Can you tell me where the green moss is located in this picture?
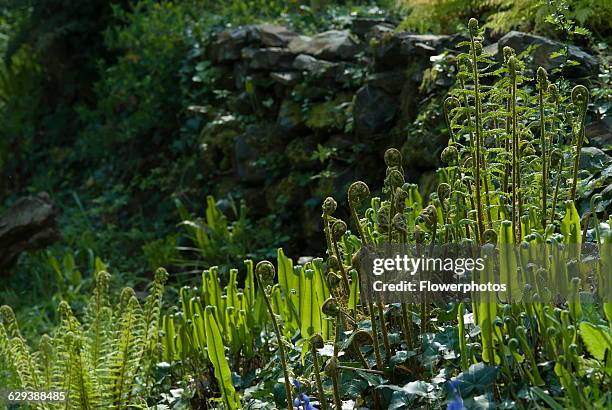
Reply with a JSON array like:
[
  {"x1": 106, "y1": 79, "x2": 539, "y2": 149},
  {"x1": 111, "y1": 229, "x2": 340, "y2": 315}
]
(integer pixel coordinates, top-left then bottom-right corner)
[{"x1": 305, "y1": 93, "x2": 353, "y2": 130}]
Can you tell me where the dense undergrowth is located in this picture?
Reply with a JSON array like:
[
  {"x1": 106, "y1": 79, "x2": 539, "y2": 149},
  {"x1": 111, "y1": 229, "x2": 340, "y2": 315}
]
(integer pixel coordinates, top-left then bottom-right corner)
[
  {"x1": 1, "y1": 0, "x2": 611, "y2": 408},
  {"x1": 1, "y1": 11, "x2": 611, "y2": 408}
]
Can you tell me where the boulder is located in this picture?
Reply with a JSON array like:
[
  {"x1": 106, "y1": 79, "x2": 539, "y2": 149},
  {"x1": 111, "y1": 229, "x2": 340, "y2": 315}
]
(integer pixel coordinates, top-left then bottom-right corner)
[
  {"x1": 211, "y1": 25, "x2": 259, "y2": 62},
  {"x1": 365, "y1": 24, "x2": 395, "y2": 44},
  {"x1": 585, "y1": 117, "x2": 612, "y2": 151},
  {"x1": 249, "y1": 47, "x2": 295, "y2": 70},
  {"x1": 483, "y1": 42, "x2": 499, "y2": 60},
  {"x1": 255, "y1": 24, "x2": 299, "y2": 47},
  {"x1": 579, "y1": 146, "x2": 611, "y2": 174},
  {"x1": 240, "y1": 47, "x2": 258, "y2": 60},
  {"x1": 270, "y1": 71, "x2": 302, "y2": 86},
  {"x1": 373, "y1": 32, "x2": 452, "y2": 68},
  {"x1": 293, "y1": 54, "x2": 339, "y2": 74},
  {"x1": 293, "y1": 82, "x2": 328, "y2": 101},
  {"x1": 284, "y1": 137, "x2": 318, "y2": 169},
  {"x1": 233, "y1": 126, "x2": 270, "y2": 184},
  {"x1": 277, "y1": 99, "x2": 305, "y2": 134},
  {"x1": 227, "y1": 91, "x2": 254, "y2": 115},
  {"x1": 353, "y1": 85, "x2": 398, "y2": 137},
  {"x1": 265, "y1": 172, "x2": 308, "y2": 210},
  {"x1": 0, "y1": 193, "x2": 60, "y2": 274},
  {"x1": 212, "y1": 24, "x2": 298, "y2": 62},
  {"x1": 305, "y1": 93, "x2": 353, "y2": 131},
  {"x1": 288, "y1": 30, "x2": 361, "y2": 60},
  {"x1": 497, "y1": 31, "x2": 598, "y2": 77},
  {"x1": 367, "y1": 70, "x2": 406, "y2": 95},
  {"x1": 351, "y1": 18, "x2": 395, "y2": 38}
]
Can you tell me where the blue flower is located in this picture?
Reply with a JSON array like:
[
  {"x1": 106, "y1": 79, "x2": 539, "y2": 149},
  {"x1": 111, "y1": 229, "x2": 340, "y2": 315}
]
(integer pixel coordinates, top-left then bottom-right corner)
[
  {"x1": 448, "y1": 380, "x2": 460, "y2": 393},
  {"x1": 292, "y1": 379, "x2": 315, "y2": 410},
  {"x1": 294, "y1": 392, "x2": 315, "y2": 410},
  {"x1": 447, "y1": 380, "x2": 465, "y2": 410},
  {"x1": 447, "y1": 395, "x2": 465, "y2": 410}
]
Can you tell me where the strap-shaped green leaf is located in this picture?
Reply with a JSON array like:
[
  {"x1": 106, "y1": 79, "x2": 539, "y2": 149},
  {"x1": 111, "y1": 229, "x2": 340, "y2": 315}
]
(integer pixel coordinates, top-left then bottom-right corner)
[
  {"x1": 299, "y1": 268, "x2": 322, "y2": 339},
  {"x1": 205, "y1": 306, "x2": 240, "y2": 409}
]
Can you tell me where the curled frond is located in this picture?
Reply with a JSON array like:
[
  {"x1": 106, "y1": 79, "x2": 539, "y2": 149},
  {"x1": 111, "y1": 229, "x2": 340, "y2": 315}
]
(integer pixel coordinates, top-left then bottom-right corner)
[
  {"x1": 348, "y1": 181, "x2": 370, "y2": 206},
  {"x1": 385, "y1": 169, "x2": 404, "y2": 188},
  {"x1": 322, "y1": 197, "x2": 337, "y2": 216},
  {"x1": 384, "y1": 148, "x2": 402, "y2": 168},
  {"x1": 310, "y1": 333, "x2": 324, "y2": 349},
  {"x1": 536, "y1": 67, "x2": 548, "y2": 90},
  {"x1": 321, "y1": 297, "x2": 340, "y2": 317},
  {"x1": 502, "y1": 46, "x2": 515, "y2": 63},
  {"x1": 571, "y1": 85, "x2": 589, "y2": 110},
  {"x1": 331, "y1": 220, "x2": 347, "y2": 241},
  {"x1": 255, "y1": 261, "x2": 276, "y2": 284},
  {"x1": 441, "y1": 146, "x2": 459, "y2": 164},
  {"x1": 437, "y1": 183, "x2": 451, "y2": 201},
  {"x1": 468, "y1": 18, "x2": 479, "y2": 36},
  {"x1": 419, "y1": 204, "x2": 438, "y2": 229}
]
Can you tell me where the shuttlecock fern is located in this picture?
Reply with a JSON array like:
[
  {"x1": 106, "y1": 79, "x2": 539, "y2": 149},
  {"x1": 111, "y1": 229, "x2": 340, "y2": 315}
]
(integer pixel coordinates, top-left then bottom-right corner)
[
  {"x1": 0, "y1": 268, "x2": 168, "y2": 410},
  {"x1": 102, "y1": 295, "x2": 145, "y2": 409}
]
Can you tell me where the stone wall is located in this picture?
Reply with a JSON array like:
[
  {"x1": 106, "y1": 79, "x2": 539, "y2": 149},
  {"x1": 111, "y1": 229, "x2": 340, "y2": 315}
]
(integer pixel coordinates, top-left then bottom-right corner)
[{"x1": 196, "y1": 19, "x2": 604, "y2": 253}]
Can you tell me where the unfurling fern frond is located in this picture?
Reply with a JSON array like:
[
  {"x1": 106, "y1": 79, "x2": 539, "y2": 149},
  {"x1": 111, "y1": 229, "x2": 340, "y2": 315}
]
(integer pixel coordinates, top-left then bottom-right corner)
[
  {"x1": 9, "y1": 337, "x2": 43, "y2": 394},
  {"x1": 85, "y1": 271, "x2": 112, "y2": 366},
  {"x1": 63, "y1": 332, "x2": 100, "y2": 410},
  {"x1": 144, "y1": 268, "x2": 169, "y2": 349},
  {"x1": 36, "y1": 334, "x2": 55, "y2": 390},
  {"x1": 102, "y1": 296, "x2": 145, "y2": 410},
  {"x1": 1, "y1": 272, "x2": 165, "y2": 410},
  {"x1": 1, "y1": 305, "x2": 23, "y2": 340},
  {"x1": 141, "y1": 268, "x2": 169, "y2": 387}
]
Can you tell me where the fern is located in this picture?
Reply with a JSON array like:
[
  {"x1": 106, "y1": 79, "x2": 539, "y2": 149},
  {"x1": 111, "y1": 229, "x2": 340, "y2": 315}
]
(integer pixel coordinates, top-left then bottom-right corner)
[
  {"x1": 103, "y1": 296, "x2": 145, "y2": 409},
  {"x1": 84, "y1": 271, "x2": 112, "y2": 366},
  {"x1": 0, "y1": 270, "x2": 167, "y2": 410}
]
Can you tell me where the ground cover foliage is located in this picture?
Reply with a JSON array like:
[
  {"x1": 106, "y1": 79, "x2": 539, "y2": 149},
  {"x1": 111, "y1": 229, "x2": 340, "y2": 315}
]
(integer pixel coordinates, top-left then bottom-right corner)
[{"x1": 0, "y1": 1, "x2": 611, "y2": 409}]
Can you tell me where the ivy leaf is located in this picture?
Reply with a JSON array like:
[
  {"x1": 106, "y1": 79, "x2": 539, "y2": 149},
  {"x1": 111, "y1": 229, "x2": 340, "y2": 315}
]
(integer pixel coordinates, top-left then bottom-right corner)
[
  {"x1": 454, "y1": 363, "x2": 498, "y2": 396},
  {"x1": 375, "y1": 385, "x2": 409, "y2": 409},
  {"x1": 463, "y1": 393, "x2": 495, "y2": 409},
  {"x1": 356, "y1": 369, "x2": 386, "y2": 386},
  {"x1": 340, "y1": 372, "x2": 369, "y2": 397},
  {"x1": 390, "y1": 350, "x2": 417, "y2": 366},
  {"x1": 402, "y1": 380, "x2": 436, "y2": 399}
]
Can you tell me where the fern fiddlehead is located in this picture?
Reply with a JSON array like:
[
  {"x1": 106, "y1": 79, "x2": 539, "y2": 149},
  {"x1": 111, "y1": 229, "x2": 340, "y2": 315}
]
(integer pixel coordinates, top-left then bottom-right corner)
[
  {"x1": 537, "y1": 67, "x2": 550, "y2": 229},
  {"x1": 570, "y1": 85, "x2": 589, "y2": 201},
  {"x1": 467, "y1": 18, "x2": 488, "y2": 239},
  {"x1": 255, "y1": 261, "x2": 293, "y2": 408},
  {"x1": 348, "y1": 182, "x2": 383, "y2": 369},
  {"x1": 507, "y1": 55, "x2": 522, "y2": 242}
]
